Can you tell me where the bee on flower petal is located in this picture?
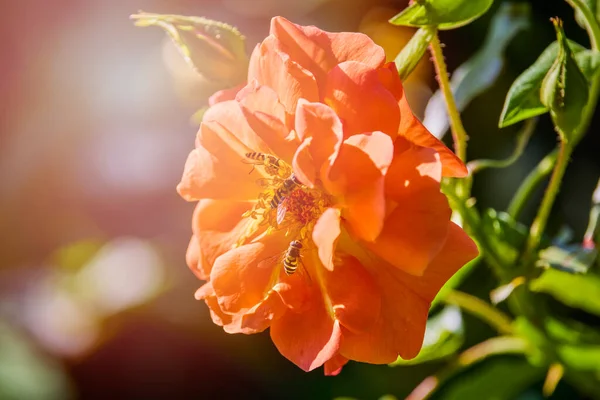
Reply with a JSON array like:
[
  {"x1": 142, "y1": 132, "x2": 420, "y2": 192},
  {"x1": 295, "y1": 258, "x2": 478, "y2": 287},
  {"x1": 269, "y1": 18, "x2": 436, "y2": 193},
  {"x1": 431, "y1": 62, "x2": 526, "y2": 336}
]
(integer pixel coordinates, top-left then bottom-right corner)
[
  {"x1": 283, "y1": 240, "x2": 303, "y2": 275},
  {"x1": 243, "y1": 152, "x2": 289, "y2": 177},
  {"x1": 260, "y1": 240, "x2": 311, "y2": 283}
]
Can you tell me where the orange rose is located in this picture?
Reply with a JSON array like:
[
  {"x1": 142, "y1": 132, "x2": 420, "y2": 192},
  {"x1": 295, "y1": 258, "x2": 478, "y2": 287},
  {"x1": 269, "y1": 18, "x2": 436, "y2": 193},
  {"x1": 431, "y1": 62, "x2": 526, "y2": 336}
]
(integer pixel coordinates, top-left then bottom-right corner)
[{"x1": 178, "y1": 16, "x2": 478, "y2": 375}]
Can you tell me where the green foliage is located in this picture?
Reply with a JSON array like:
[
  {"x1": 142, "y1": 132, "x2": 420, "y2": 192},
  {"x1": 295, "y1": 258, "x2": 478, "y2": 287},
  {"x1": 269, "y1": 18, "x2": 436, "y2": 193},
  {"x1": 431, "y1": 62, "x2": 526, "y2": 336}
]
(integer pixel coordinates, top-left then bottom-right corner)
[
  {"x1": 389, "y1": 0, "x2": 494, "y2": 30},
  {"x1": 481, "y1": 209, "x2": 527, "y2": 268},
  {"x1": 395, "y1": 26, "x2": 436, "y2": 81},
  {"x1": 499, "y1": 39, "x2": 600, "y2": 128},
  {"x1": 530, "y1": 268, "x2": 600, "y2": 316},
  {"x1": 540, "y1": 19, "x2": 590, "y2": 141},
  {"x1": 432, "y1": 358, "x2": 542, "y2": 400},
  {"x1": 424, "y1": 3, "x2": 530, "y2": 137},
  {"x1": 390, "y1": 306, "x2": 464, "y2": 366},
  {"x1": 515, "y1": 316, "x2": 600, "y2": 377},
  {"x1": 557, "y1": 345, "x2": 600, "y2": 373},
  {"x1": 574, "y1": 0, "x2": 600, "y2": 31}
]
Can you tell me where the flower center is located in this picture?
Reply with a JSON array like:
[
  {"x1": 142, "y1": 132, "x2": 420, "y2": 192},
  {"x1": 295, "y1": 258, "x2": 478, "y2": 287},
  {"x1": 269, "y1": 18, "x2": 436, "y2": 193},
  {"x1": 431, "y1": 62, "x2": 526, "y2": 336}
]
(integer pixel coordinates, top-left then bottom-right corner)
[{"x1": 239, "y1": 153, "x2": 331, "y2": 244}]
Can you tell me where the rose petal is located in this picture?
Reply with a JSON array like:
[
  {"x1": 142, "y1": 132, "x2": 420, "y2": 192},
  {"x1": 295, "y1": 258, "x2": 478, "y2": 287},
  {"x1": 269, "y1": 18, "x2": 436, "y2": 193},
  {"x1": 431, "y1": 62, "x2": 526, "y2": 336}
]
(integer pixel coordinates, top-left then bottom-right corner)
[
  {"x1": 241, "y1": 290, "x2": 287, "y2": 332},
  {"x1": 197, "y1": 282, "x2": 265, "y2": 334},
  {"x1": 208, "y1": 84, "x2": 244, "y2": 106},
  {"x1": 365, "y1": 145, "x2": 451, "y2": 276},
  {"x1": 202, "y1": 100, "x2": 271, "y2": 155},
  {"x1": 385, "y1": 144, "x2": 442, "y2": 201},
  {"x1": 377, "y1": 62, "x2": 405, "y2": 100},
  {"x1": 397, "y1": 90, "x2": 467, "y2": 178},
  {"x1": 186, "y1": 235, "x2": 207, "y2": 280},
  {"x1": 177, "y1": 123, "x2": 260, "y2": 201},
  {"x1": 192, "y1": 200, "x2": 259, "y2": 278},
  {"x1": 270, "y1": 296, "x2": 342, "y2": 371},
  {"x1": 341, "y1": 223, "x2": 478, "y2": 363},
  {"x1": 248, "y1": 37, "x2": 319, "y2": 114},
  {"x1": 325, "y1": 132, "x2": 394, "y2": 241},
  {"x1": 312, "y1": 207, "x2": 342, "y2": 271},
  {"x1": 270, "y1": 16, "x2": 385, "y2": 89},
  {"x1": 236, "y1": 81, "x2": 298, "y2": 162},
  {"x1": 367, "y1": 201, "x2": 451, "y2": 276},
  {"x1": 292, "y1": 100, "x2": 343, "y2": 186},
  {"x1": 324, "y1": 61, "x2": 399, "y2": 139},
  {"x1": 324, "y1": 353, "x2": 348, "y2": 376},
  {"x1": 210, "y1": 231, "x2": 289, "y2": 314},
  {"x1": 323, "y1": 255, "x2": 381, "y2": 333},
  {"x1": 291, "y1": 138, "x2": 317, "y2": 187},
  {"x1": 339, "y1": 273, "x2": 430, "y2": 362},
  {"x1": 400, "y1": 222, "x2": 479, "y2": 301}
]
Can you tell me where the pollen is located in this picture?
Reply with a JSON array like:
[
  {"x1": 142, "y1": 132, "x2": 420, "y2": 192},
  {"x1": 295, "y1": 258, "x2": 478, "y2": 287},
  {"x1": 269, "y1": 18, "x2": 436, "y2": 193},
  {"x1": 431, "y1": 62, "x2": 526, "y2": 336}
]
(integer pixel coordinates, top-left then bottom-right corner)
[{"x1": 285, "y1": 189, "x2": 320, "y2": 225}]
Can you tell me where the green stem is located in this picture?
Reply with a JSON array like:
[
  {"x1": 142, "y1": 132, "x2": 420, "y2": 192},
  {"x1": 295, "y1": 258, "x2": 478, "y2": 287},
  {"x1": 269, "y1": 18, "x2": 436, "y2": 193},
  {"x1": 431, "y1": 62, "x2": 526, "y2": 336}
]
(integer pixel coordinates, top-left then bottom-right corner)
[
  {"x1": 429, "y1": 32, "x2": 468, "y2": 163},
  {"x1": 566, "y1": 0, "x2": 600, "y2": 50},
  {"x1": 406, "y1": 337, "x2": 532, "y2": 400},
  {"x1": 396, "y1": 26, "x2": 436, "y2": 81},
  {"x1": 468, "y1": 118, "x2": 537, "y2": 174},
  {"x1": 522, "y1": 142, "x2": 573, "y2": 264},
  {"x1": 444, "y1": 290, "x2": 514, "y2": 335},
  {"x1": 507, "y1": 150, "x2": 559, "y2": 220}
]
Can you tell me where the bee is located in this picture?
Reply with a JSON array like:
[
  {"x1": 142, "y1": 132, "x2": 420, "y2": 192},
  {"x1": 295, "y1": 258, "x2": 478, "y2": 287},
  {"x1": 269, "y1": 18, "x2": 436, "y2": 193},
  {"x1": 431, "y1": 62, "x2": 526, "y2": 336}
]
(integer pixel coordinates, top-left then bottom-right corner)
[
  {"x1": 270, "y1": 174, "x2": 302, "y2": 225},
  {"x1": 258, "y1": 240, "x2": 311, "y2": 283},
  {"x1": 243, "y1": 152, "x2": 287, "y2": 177},
  {"x1": 270, "y1": 174, "x2": 301, "y2": 209},
  {"x1": 283, "y1": 240, "x2": 303, "y2": 275}
]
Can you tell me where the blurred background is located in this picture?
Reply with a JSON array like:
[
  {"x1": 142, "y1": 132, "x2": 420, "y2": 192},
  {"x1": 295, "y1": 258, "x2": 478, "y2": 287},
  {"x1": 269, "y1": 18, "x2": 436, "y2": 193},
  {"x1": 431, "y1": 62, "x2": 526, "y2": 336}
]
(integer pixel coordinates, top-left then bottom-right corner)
[{"x1": 1, "y1": 0, "x2": 599, "y2": 399}]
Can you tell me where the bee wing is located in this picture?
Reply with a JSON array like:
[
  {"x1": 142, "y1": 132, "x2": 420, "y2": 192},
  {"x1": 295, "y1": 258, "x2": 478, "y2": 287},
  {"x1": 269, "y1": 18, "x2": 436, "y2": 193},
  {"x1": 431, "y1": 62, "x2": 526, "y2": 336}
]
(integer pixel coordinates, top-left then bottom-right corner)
[
  {"x1": 258, "y1": 250, "x2": 284, "y2": 270},
  {"x1": 276, "y1": 202, "x2": 287, "y2": 225}
]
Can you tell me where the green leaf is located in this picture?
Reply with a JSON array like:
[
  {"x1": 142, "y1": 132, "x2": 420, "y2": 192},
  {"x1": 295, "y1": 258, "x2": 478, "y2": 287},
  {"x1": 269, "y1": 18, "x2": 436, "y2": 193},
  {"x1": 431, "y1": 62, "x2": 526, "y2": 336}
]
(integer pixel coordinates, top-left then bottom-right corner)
[
  {"x1": 540, "y1": 19, "x2": 590, "y2": 141},
  {"x1": 557, "y1": 345, "x2": 600, "y2": 372},
  {"x1": 530, "y1": 268, "x2": 600, "y2": 316},
  {"x1": 131, "y1": 12, "x2": 248, "y2": 85},
  {"x1": 481, "y1": 209, "x2": 528, "y2": 268},
  {"x1": 536, "y1": 244, "x2": 597, "y2": 274},
  {"x1": 434, "y1": 357, "x2": 542, "y2": 400},
  {"x1": 574, "y1": 0, "x2": 600, "y2": 31},
  {"x1": 515, "y1": 316, "x2": 600, "y2": 377},
  {"x1": 499, "y1": 38, "x2": 600, "y2": 128},
  {"x1": 546, "y1": 317, "x2": 600, "y2": 350},
  {"x1": 424, "y1": 3, "x2": 530, "y2": 137},
  {"x1": 395, "y1": 26, "x2": 436, "y2": 81},
  {"x1": 389, "y1": 0, "x2": 494, "y2": 30},
  {"x1": 389, "y1": 306, "x2": 464, "y2": 366}
]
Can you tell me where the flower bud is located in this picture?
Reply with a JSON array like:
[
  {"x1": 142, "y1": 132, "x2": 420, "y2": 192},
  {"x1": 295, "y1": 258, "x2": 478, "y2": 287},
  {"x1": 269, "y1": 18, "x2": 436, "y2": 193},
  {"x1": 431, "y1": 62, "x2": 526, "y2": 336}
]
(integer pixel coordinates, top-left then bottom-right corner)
[
  {"x1": 540, "y1": 18, "x2": 590, "y2": 142},
  {"x1": 131, "y1": 12, "x2": 248, "y2": 86}
]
